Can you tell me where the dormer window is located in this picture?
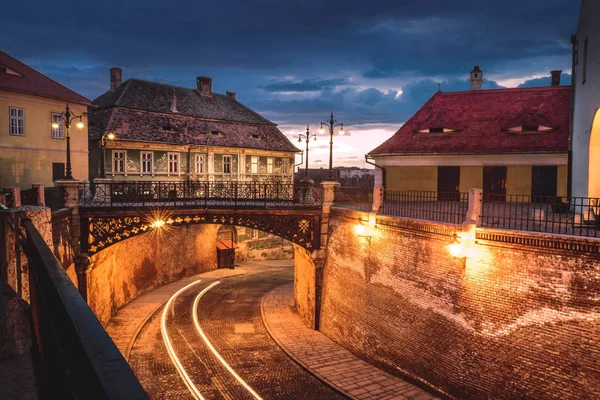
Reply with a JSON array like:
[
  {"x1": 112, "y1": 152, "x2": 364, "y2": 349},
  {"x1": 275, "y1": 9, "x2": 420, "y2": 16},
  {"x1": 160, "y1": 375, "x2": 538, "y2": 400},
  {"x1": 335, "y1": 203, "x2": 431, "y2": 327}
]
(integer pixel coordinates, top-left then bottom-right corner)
[
  {"x1": 211, "y1": 130, "x2": 222, "y2": 136},
  {"x1": 0, "y1": 66, "x2": 22, "y2": 76},
  {"x1": 162, "y1": 125, "x2": 172, "y2": 131},
  {"x1": 508, "y1": 125, "x2": 553, "y2": 133},
  {"x1": 417, "y1": 127, "x2": 455, "y2": 134},
  {"x1": 251, "y1": 134, "x2": 262, "y2": 140}
]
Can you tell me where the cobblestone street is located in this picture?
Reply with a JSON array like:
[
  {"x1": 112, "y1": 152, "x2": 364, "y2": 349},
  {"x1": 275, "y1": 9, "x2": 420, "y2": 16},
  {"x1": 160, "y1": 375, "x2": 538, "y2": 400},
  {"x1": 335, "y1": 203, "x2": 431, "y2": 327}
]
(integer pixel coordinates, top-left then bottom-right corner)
[{"x1": 126, "y1": 261, "x2": 346, "y2": 399}]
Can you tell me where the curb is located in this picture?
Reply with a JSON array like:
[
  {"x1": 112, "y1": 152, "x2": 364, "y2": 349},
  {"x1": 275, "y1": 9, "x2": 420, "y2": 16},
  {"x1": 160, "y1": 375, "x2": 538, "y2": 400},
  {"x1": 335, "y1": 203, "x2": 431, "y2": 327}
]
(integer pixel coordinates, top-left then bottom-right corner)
[{"x1": 260, "y1": 285, "x2": 355, "y2": 400}]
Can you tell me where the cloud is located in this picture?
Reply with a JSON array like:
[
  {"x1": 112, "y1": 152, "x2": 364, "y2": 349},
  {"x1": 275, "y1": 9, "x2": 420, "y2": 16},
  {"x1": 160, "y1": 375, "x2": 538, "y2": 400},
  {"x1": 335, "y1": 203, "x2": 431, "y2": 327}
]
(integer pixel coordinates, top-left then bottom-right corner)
[
  {"x1": 261, "y1": 78, "x2": 350, "y2": 93},
  {"x1": 518, "y1": 73, "x2": 572, "y2": 88}
]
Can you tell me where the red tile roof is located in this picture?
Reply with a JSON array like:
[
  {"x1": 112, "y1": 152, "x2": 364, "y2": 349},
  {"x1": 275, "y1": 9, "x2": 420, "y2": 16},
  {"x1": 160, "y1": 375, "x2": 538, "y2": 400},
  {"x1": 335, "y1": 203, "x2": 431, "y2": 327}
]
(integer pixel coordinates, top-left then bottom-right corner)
[
  {"x1": 0, "y1": 51, "x2": 90, "y2": 105},
  {"x1": 369, "y1": 86, "x2": 570, "y2": 156}
]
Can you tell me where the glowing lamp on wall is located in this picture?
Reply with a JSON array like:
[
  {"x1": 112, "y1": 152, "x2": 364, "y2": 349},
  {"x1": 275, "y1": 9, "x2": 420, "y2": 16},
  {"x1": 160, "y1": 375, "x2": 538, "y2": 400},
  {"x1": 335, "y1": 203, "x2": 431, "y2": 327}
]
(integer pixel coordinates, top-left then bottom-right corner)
[
  {"x1": 448, "y1": 233, "x2": 464, "y2": 258},
  {"x1": 152, "y1": 219, "x2": 166, "y2": 229},
  {"x1": 355, "y1": 216, "x2": 376, "y2": 244}
]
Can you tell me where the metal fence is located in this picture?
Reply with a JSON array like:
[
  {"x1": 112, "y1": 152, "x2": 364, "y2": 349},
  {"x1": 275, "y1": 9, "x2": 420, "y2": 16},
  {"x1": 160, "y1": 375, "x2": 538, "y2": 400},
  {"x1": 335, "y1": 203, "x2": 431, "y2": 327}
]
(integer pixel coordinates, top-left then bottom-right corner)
[
  {"x1": 380, "y1": 190, "x2": 469, "y2": 225},
  {"x1": 21, "y1": 187, "x2": 39, "y2": 206},
  {"x1": 481, "y1": 195, "x2": 600, "y2": 237},
  {"x1": 333, "y1": 186, "x2": 373, "y2": 212},
  {"x1": 79, "y1": 181, "x2": 323, "y2": 209},
  {"x1": 21, "y1": 218, "x2": 148, "y2": 399}
]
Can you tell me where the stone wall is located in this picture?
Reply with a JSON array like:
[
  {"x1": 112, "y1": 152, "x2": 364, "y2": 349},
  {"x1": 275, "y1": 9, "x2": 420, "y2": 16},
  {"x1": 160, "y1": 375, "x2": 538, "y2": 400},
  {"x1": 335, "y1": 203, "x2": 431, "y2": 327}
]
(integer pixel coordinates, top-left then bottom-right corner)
[
  {"x1": 320, "y1": 208, "x2": 600, "y2": 399},
  {"x1": 50, "y1": 208, "x2": 78, "y2": 285},
  {"x1": 235, "y1": 228, "x2": 293, "y2": 262},
  {"x1": 88, "y1": 224, "x2": 219, "y2": 325},
  {"x1": 293, "y1": 244, "x2": 318, "y2": 329}
]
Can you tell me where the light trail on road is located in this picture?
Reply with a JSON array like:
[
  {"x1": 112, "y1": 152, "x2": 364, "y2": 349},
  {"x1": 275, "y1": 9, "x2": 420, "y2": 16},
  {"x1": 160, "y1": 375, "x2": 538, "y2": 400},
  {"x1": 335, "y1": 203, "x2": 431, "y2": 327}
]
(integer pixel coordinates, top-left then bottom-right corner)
[
  {"x1": 193, "y1": 281, "x2": 265, "y2": 400},
  {"x1": 160, "y1": 279, "x2": 206, "y2": 400}
]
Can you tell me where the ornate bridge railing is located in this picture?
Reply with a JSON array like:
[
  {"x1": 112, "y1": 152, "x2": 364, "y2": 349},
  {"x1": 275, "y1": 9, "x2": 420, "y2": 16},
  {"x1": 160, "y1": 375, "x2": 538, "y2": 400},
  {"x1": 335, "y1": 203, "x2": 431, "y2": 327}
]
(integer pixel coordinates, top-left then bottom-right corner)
[{"x1": 79, "y1": 181, "x2": 322, "y2": 209}]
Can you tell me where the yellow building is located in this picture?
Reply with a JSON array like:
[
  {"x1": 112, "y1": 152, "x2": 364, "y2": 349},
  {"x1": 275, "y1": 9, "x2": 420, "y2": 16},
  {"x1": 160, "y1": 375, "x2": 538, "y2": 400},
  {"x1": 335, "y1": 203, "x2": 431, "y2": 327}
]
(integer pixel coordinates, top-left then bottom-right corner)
[
  {"x1": 368, "y1": 67, "x2": 571, "y2": 200},
  {"x1": 0, "y1": 51, "x2": 91, "y2": 189}
]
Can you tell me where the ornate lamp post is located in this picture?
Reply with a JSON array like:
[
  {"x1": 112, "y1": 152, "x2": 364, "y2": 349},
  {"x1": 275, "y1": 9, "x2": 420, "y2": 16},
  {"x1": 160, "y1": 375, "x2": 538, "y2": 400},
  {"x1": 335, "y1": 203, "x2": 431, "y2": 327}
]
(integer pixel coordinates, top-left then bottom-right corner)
[
  {"x1": 298, "y1": 125, "x2": 317, "y2": 184},
  {"x1": 319, "y1": 112, "x2": 344, "y2": 180},
  {"x1": 52, "y1": 104, "x2": 86, "y2": 180},
  {"x1": 99, "y1": 132, "x2": 116, "y2": 178}
]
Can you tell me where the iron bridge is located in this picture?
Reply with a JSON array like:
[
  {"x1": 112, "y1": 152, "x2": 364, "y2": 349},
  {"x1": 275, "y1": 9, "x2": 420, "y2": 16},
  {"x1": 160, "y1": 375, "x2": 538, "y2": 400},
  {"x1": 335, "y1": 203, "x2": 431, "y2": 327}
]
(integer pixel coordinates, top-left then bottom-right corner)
[{"x1": 78, "y1": 181, "x2": 323, "y2": 255}]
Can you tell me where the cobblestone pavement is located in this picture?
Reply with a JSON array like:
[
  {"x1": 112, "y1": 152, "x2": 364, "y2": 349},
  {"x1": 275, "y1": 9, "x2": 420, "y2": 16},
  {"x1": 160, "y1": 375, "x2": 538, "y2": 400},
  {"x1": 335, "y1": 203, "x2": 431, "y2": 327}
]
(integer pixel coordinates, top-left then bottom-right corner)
[
  {"x1": 262, "y1": 284, "x2": 444, "y2": 400},
  {"x1": 124, "y1": 261, "x2": 346, "y2": 399}
]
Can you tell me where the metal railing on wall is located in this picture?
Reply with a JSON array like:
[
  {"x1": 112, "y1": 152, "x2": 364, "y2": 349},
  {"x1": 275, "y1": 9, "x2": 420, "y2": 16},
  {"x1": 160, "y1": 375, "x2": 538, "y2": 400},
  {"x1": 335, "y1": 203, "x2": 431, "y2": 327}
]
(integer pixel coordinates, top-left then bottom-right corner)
[
  {"x1": 79, "y1": 181, "x2": 323, "y2": 209},
  {"x1": 22, "y1": 218, "x2": 149, "y2": 399},
  {"x1": 380, "y1": 190, "x2": 469, "y2": 225},
  {"x1": 481, "y1": 194, "x2": 600, "y2": 238},
  {"x1": 333, "y1": 186, "x2": 373, "y2": 212}
]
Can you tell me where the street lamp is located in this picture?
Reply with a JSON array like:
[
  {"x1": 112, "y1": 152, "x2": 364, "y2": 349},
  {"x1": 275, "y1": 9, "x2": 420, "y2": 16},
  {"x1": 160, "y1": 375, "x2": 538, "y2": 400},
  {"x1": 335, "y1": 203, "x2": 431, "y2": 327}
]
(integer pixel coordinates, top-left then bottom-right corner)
[
  {"x1": 319, "y1": 112, "x2": 344, "y2": 180},
  {"x1": 99, "y1": 132, "x2": 116, "y2": 178},
  {"x1": 298, "y1": 125, "x2": 317, "y2": 184},
  {"x1": 52, "y1": 104, "x2": 86, "y2": 180}
]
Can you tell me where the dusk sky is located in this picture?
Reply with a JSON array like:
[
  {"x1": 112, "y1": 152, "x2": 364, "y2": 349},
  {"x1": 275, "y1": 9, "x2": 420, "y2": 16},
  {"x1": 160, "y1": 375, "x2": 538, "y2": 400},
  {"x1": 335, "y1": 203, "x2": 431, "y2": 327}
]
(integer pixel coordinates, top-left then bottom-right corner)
[{"x1": 1, "y1": 0, "x2": 579, "y2": 168}]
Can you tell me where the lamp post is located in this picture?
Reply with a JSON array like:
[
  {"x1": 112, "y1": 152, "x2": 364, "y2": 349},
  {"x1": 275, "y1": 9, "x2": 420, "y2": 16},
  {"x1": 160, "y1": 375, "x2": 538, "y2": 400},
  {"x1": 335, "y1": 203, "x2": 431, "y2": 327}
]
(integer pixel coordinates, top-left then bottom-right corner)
[
  {"x1": 298, "y1": 125, "x2": 317, "y2": 184},
  {"x1": 319, "y1": 112, "x2": 344, "y2": 180},
  {"x1": 99, "y1": 132, "x2": 116, "y2": 178},
  {"x1": 52, "y1": 104, "x2": 86, "y2": 180}
]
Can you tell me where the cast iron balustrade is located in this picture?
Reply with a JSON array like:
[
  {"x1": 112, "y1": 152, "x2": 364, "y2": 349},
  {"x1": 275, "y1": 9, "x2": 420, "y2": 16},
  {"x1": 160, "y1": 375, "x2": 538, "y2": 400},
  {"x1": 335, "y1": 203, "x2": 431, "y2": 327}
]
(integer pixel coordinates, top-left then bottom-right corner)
[
  {"x1": 380, "y1": 189, "x2": 469, "y2": 225},
  {"x1": 21, "y1": 218, "x2": 149, "y2": 399},
  {"x1": 79, "y1": 181, "x2": 322, "y2": 209},
  {"x1": 333, "y1": 186, "x2": 373, "y2": 212},
  {"x1": 481, "y1": 194, "x2": 600, "y2": 237}
]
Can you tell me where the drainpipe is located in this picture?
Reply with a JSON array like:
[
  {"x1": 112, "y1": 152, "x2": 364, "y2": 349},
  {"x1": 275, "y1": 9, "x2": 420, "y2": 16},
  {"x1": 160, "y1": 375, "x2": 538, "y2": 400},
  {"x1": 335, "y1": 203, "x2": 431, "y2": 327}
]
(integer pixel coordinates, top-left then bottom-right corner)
[
  {"x1": 365, "y1": 154, "x2": 386, "y2": 188},
  {"x1": 568, "y1": 34, "x2": 577, "y2": 199},
  {"x1": 294, "y1": 151, "x2": 304, "y2": 175}
]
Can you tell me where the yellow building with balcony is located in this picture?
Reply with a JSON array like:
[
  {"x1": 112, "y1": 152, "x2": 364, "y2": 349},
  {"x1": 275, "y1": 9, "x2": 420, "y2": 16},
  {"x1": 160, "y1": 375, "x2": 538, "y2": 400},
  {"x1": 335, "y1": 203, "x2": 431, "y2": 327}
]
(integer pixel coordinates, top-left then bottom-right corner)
[{"x1": 0, "y1": 51, "x2": 91, "y2": 189}]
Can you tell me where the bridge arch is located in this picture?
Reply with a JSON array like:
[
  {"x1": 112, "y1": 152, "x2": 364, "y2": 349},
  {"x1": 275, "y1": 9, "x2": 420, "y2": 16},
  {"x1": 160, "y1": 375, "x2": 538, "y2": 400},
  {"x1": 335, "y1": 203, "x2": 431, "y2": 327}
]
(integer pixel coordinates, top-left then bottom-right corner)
[{"x1": 80, "y1": 209, "x2": 321, "y2": 256}]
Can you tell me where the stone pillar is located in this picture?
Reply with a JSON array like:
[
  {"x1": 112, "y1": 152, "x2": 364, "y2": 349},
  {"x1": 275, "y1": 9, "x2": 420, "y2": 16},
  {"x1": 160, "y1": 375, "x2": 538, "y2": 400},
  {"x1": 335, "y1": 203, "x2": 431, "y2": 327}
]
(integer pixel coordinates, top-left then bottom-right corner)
[
  {"x1": 466, "y1": 188, "x2": 483, "y2": 226},
  {"x1": 56, "y1": 180, "x2": 82, "y2": 254},
  {"x1": 320, "y1": 181, "x2": 339, "y2": 247},
  {"x1": 32, "y1": 184, "x2": 45, "y2": 206},
  {"x1": 74, "y1": 253, "x2": 91, "y2": 303},
  {"x1": 372, "y1": 186, "x2": 383, "y2": 212},
  {"x1": 8, "y1": 187, "x2": 21, "y2": 207}
]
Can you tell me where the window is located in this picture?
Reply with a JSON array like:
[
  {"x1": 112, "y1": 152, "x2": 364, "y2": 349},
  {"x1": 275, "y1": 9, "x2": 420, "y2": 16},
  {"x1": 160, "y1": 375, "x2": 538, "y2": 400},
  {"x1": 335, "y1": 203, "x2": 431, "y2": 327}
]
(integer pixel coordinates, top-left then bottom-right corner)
[
  {"x1": 51, "y1": 113, "x2": 64, "y2": 139},
  {"x1": 223, "y1": 155, "x2": 232, "y2": 174},
  {"x1": 507, "y1": 125, "x2": 553, "y2": 133},
  {"x1": 282, "y1": 159, "x2": 289, "y2": 175},
  {"x1": 141, "y1": 152, "x2": 153, "y2": 174},
  {"x1": 9, "y1": 107, "x2": 25, "y2": 136},
  {"x1": 251, "y1": 156, "x2": 259, "y2": 174},
  {"x1": 168, "y1": 153, "x2": 179, "y2": 174},
  {"x1": 267, "y1": 158, "x2": 274, "y2": 174},
  {"x1": 583, "y1": 37, "x2": 588, "y2": 84},
  {"x1": 113, "y1": 151, "x2": 125, "y2": 173},
  {"x1": 417, "y1": 127, "x2": 455, "y2": 134},
  {"x1": 52, "y1": 163, "x2": 65, "y2": 181},
  {"x1": 195, "y1": 154, "x2": 205, "y2": 174}
]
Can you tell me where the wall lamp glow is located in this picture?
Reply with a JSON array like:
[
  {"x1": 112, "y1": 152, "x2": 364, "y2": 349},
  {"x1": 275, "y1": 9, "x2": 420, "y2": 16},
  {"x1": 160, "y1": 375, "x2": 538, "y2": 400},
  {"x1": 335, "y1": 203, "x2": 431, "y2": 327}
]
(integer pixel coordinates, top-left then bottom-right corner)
[
  {"x1": 448, "y1": 232, "x2": 478, "y2": 258},
  {"x1": 152, "y1": 219, "x2": 166, "y2": 229},
  {"x1": 355, "y1": 216, "x2": 376, "y2": 244}
]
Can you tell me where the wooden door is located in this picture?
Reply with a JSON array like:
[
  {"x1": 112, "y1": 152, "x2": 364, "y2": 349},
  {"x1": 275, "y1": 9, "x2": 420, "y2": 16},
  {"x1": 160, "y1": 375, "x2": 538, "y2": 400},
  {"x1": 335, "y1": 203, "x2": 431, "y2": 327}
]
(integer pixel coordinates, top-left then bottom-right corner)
[
  {"x1": 437, "y1": 166, "x2": 460, "y2": 200},
  {"x1": 483, "y1": 166, "x2": 507, "y2": 201}
]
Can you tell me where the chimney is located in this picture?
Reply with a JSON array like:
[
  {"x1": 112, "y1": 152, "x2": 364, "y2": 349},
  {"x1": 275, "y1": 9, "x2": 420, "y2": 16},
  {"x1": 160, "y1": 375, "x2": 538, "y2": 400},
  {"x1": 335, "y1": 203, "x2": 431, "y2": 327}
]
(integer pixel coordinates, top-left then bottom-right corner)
[
  {"x1": 551, "y1": 70, "x2": 562, "y2": 86},
  {"x1": 197, "y1": 76, "x2": 212, "y2": 98},
  {"x1": 170, "y1": 95, "x2": 178, "y2": 113},
  {"x1": 470, "y1": 66, "x2": 483, "y2": 90},
  {"x1": 110, "y1": 67, "x2": 122, "y2": 91},
  {"x1": 226, "y1": 91, "x2": 236, "y2": 101}
]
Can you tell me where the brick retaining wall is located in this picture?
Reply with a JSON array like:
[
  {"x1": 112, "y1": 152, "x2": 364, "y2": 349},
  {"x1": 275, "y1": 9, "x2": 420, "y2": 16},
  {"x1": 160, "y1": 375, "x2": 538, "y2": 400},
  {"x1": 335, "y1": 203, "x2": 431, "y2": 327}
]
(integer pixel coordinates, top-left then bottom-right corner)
[
  {"x1": 88, "y1": 224, "x2": 219, "y2": 325},
  {"x1": 320, "y1": 208, "x2": 600, "y2": 399}
]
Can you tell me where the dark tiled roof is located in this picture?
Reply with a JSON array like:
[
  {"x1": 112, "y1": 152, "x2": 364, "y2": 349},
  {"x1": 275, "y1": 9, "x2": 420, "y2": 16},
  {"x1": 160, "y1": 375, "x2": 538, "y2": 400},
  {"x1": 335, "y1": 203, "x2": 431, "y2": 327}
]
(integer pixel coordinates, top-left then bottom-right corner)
[
  {"x1": 369, "y1": 86, "x2": 570, "y2": 155},
  {"x1": 93, "y1": 79, "x2": 275, "y2": 126},
  {"x1": 0, "y1": 51, "x2": 90, "y2": 104},
  {"x1": 89, "y1": 108, "x2": 298, "y2": 152}
]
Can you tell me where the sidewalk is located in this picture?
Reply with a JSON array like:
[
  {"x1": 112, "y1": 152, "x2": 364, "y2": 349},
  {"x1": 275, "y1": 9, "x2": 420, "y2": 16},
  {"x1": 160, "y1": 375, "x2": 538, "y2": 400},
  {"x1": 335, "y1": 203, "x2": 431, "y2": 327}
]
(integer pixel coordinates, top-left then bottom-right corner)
[
  {"x1": 261, "y1": 284, "x2": 443, "y2": 400},
  {"x1": 106, "y1": 267, "x2": 247, "y2": 359}
]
